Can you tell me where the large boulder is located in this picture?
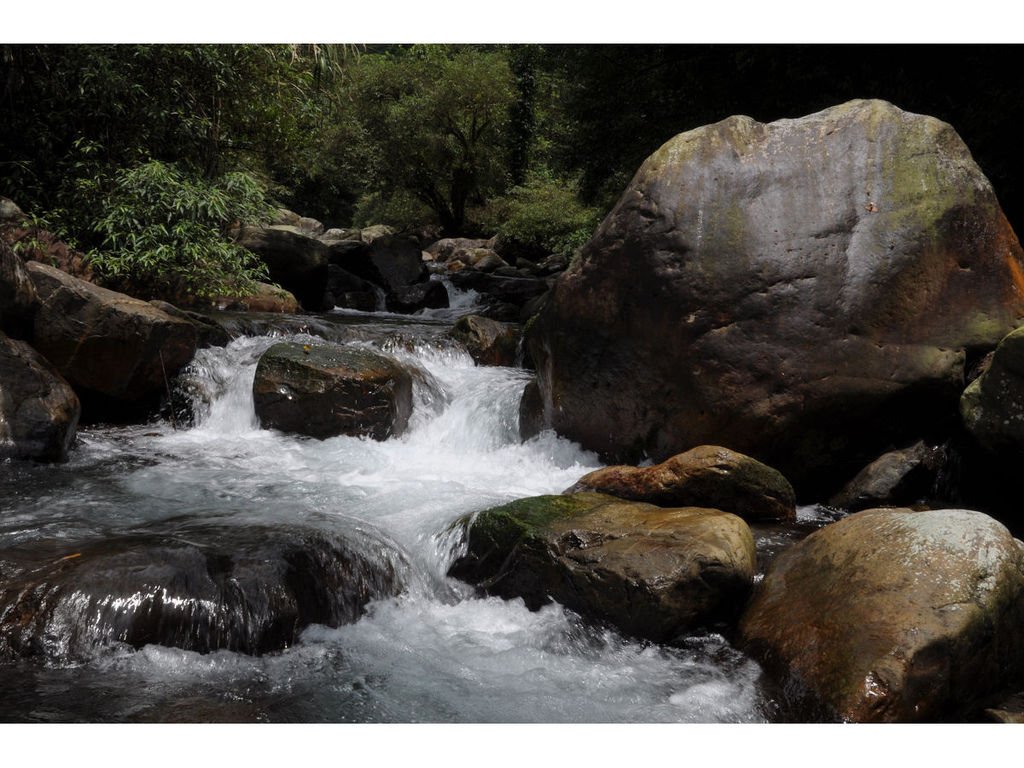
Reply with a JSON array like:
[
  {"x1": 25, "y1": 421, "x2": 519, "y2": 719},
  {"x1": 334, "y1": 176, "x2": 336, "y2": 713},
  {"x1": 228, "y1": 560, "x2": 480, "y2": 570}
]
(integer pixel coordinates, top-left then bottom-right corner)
[
  {"x1": 28, "y1": 263, "x2": 198, "y2": 416},
  {"x1": 526, "y1": 100, "x2": 1024, "y2": 497},
  {"x1": 566, "y1": 445, "x2": 796, "y2": 523},
  {"x1": 960, "y1": 325, "x2": 1024, "y2": 454},
  {"x1": 450, "y1": 314, "x2": 521, "y2": 367},
  {"x1": 448, "y1": 492, "x2": 756, "y2": 641},
  {"x1": 0, "y1": 523, "x2": 406, "y2": 660},
  {"x1": 0, "y1": 238, "x2": 37, "y2": 338},
  {"x1": 347, "y1": 234, "x2": 428, "y2": 293},
  {"x1": 0, "y1": 332, "x2": 80, "y2": 462},
  {"x1": 236, "y1": 224, "x2": 329, "y2": 310},
  {"x1": 738, "y1": 507, "x2": 1024, "y2": 722},
  {"x1": 253, "y1": 342, "x2": 413, "y2": 440}
]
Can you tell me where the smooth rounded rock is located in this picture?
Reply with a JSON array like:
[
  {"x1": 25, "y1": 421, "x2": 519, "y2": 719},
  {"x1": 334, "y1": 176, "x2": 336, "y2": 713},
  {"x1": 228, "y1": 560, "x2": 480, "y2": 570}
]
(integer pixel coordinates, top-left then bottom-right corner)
[
  {"x1": 0, "y1": 523, "x2": 407, "y2": 660},
  {"x1": 450, "y1": 314, "x2": 521, "y2": 367},
  {"x1": 449, "y1": 492, "x2": 757, "y2": 641},
  {"x1": 28, "y1": 262, "x2": 198, "y2": 413},
  {"x1": 527, "y1": 99, "x2": 1024, "y2": 496},
  {"x1": 253, "y1": 342, "x2": 413, "y2": 440},
  {"x1": 567, "y1": 445, "x2": 796, "y2": 522},
  {"x1": 0, "y1": 332, "x2": 80, "y2": 462},
  {"x1": 738, "y1": 507, "x2": 1024, "y2": 722}
]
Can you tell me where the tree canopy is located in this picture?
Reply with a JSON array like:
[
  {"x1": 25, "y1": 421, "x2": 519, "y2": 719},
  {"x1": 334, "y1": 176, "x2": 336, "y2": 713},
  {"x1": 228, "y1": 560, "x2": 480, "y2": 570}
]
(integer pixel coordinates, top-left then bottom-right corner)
[{"x1": 2, "y1": 43, "x2": 1023, "y2": 299}]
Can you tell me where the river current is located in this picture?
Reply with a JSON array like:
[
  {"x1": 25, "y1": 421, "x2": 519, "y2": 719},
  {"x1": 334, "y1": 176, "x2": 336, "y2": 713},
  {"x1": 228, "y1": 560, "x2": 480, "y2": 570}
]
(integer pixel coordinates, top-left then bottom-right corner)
[{"x1": 0, "y1": 293, "x2": 780, "y2": 723}]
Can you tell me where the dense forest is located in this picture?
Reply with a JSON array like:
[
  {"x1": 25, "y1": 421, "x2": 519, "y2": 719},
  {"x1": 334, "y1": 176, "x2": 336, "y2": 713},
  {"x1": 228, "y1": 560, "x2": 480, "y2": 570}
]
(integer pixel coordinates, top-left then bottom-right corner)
[{"x1": 2, "y1": 44, "x2": 1022, "y2": 299}]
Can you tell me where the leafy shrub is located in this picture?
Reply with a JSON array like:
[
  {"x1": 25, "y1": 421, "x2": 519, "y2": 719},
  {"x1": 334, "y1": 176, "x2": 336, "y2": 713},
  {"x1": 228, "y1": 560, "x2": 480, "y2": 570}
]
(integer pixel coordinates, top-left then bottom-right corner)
[
  {"x1": 86, "y1": 160, "x2": 273, "y2": 299},
  {"x1": 352, "y1": 189, "x2": 436, "y2": 231},
  {"x1": 481, "y1": 173, "x2": 602, "y2": 258}
]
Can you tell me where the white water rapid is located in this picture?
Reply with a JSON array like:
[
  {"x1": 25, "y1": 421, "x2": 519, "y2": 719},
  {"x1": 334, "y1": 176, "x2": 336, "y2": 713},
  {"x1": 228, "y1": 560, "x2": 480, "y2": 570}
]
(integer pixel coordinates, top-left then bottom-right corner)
[{"x1": 0, "y1": 321, "x2": 771, "y2": 723}]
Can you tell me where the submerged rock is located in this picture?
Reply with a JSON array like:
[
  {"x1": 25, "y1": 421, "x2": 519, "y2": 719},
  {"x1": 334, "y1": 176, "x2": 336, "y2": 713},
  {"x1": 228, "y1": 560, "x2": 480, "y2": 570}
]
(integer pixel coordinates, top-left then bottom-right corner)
[
  {"x1": 0, "y1": 332, "x2": 80, "y2": 462},
  {"x1": 738, "y1": 507, "x2": 1024, "y2": 722},
  {"x1": 253, "y1": 342, "x2": 413, "y2": 440},
  {"x1": 448, "y1": 492, "x2": 756, "y2": 641},
  {"x1": 28, "y1": 263, "x2": 198, "y2": 417},
  {"x1": 450, "y1": 314, "x2": 521, "y2": 367},
  {"x1": 0, "y1": 523, "x2": 406, "y2": 660},
  {"x1": 526, "y1": 99, "x2": 1024, "y2": 497},
  {"x1": 566, "y1": 445, "x2": 796, "y2": 522}
]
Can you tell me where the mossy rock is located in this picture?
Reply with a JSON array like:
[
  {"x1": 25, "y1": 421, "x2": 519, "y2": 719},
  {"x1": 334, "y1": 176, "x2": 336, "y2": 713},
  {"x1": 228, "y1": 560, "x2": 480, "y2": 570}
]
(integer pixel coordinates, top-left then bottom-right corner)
[
  {"x1": 960, "y1": 325, "x2": 1024, "y2": 454},
  {"x1": 449, "y1": 492, "x2": 756, "y2": 641}
]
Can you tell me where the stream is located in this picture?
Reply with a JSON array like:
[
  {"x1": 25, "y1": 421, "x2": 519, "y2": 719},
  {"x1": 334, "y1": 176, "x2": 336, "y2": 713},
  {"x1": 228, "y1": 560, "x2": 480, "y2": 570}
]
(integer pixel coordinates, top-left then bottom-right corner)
[{"x1": 0, "y1": 292, "x2": 811, "y2": 723}]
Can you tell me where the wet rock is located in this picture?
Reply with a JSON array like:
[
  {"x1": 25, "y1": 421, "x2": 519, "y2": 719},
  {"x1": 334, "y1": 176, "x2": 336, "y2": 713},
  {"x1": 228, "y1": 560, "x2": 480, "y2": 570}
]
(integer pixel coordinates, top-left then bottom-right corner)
[
  {"x1": 236, "y1": 224, "x2": 329, "y2": 310},
  {"x1": 450, "y1": 314, "x2": 521, "y2": 367},
  {"x1": 0, "y1": 238, "x2": 37, "y2": 339},
  {"x1": 567, "y1": 445, "x2": 796, "y2": 523},
  {"x1": 0, "y1": 523, "x2": 407, "y2": 659},
  {"x1": 738, "y1": 507, "x2": 1024, "y2": 722},
  {"x1": 253, "y1": 341, "x2": 413, "y2": 440},
  {"x1": 829, "y1": 441, "x2": 946, "y2": 511},
  {"x1": 28, "y1": 263, "x2": 198, "y2": 417},
  {"x1": 0, "y1": 332, "x2": 80, "y2": 462},
  {"x1": 385, "y1": 280, "x2": 449, "y2": 313},
  {"x1": 449, "y1": 492, "x2": 756, "y2": 642},
  {"x1": 448, "y1": 270, "x2": 549, "y2": 306},
  {"x1": 526, "y1": 99, "x2": 1024, "y2": 497},
  {"x1": 961, "y1": 325, "x2": 1024, "y2": 454},
  {"x1": 519, "y1": 379, "x2": 545, "y2": 440}
]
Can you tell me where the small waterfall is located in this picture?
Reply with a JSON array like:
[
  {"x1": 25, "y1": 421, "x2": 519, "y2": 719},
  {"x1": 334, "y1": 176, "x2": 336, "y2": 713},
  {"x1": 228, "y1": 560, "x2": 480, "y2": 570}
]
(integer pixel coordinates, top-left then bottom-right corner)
[{"x1": 0, "y1": 318, "x2": 773, "y2": 723}]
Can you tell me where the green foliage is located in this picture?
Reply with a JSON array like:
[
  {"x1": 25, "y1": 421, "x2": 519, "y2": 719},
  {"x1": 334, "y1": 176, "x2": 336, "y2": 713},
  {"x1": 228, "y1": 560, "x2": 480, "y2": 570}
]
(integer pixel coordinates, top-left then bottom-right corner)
[
  {"x1": 352, "y1": 189, "x2": 435, "y2": 231},
  {"x1": 351, "y1": 45, "x2": 517, "y2": 234},
  {"x1": 481, "y1": 173, "x2": 601, "y2": 257},
  {"x1": 86, "y1": 160, "x2": 272, "y2": 299}
]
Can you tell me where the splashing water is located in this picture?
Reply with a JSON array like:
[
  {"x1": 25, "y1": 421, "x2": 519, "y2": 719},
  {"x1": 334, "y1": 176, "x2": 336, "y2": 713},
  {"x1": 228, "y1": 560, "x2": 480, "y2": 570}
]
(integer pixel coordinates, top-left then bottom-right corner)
[{"x1": 0, "y1": 317, "x2": 772, "y2": 723}]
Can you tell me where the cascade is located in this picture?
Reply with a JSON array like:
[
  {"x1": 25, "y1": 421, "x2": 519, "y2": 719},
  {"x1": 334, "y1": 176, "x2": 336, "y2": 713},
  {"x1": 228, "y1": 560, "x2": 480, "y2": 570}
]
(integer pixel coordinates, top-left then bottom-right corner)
[{"x1": 0, "y1": 309, "x2": 771, "y2": 723}]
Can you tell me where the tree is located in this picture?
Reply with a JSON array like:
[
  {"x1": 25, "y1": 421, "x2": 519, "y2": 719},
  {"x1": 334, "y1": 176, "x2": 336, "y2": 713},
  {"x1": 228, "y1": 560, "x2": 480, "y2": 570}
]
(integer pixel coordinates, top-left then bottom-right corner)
[{"x1": 351, "y1": 45, "x2": 516, "y2": 234}]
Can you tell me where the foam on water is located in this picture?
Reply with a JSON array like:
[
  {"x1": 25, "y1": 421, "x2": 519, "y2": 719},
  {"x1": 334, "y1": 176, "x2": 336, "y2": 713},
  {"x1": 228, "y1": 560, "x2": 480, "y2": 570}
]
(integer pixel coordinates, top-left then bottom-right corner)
[{"x1": 0, "y1": 326, "x2": 772, "y2": 722}]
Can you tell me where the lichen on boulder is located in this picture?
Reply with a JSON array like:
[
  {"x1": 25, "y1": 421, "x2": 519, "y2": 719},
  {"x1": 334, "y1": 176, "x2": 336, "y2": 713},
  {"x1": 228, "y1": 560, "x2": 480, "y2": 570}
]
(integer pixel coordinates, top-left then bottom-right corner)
[{"x1": 526, "y1": 99, "x2": 1024, "y2": 497}]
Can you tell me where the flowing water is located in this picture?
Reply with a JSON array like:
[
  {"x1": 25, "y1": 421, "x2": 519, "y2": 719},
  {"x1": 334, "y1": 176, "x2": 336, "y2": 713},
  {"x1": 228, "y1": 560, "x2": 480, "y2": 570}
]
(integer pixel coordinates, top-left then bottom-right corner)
[{"x1": 0, "y1": 297, "x2": 788, "y2": 723}]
